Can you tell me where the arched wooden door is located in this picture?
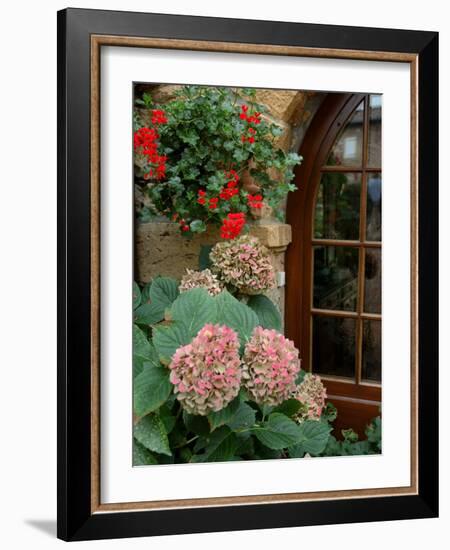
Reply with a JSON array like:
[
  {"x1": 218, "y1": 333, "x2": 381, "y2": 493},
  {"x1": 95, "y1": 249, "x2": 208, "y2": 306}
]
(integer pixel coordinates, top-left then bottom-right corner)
[{"x1": 285, "y1": 93, "x2": 382, "y2": 436}]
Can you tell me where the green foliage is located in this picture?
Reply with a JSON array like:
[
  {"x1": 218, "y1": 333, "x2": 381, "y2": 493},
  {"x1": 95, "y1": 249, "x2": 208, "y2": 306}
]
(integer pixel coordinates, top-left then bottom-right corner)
[
  {"x1": 199, "y1": 244, "x2": 213, "y2": 270},
  {"x1": 252, "y1": 413, "x2": 303, "y2": 450},
  {"x1": 133, "y1": 362, "x2": 172, "y2": 418},
  {"x1": 134, "y1": 85, "x2": 302, "y2": 233},
  {"x1": 133, "y1": 324, "x2": 158, "y2": 377},
  {"x1": 132, "y1": 286, "x2": 382, "y2": 466},
  {"x1": 191, "y1": 426, "x2": 239, "y2": 462},
  {"x1": 207, "y1": 397, "x2": 240, "y2": 431},
  {"x1": 288, "y1": 421, "x2": 332, "y2": 457},
  {"x1": 226, "y1": 402, "x2": 256, "y2": 431},
  {"x1": 247, "y1": 294, "x2": 282, "y2": 331},
  {"x1": 319, "y1": 417, "x2": 382, "y2": 457},
  {"x1": 133, "y1": 439, "x2": 158, "y2": 465},
  {"x1": 170, "y1": 288, "x2": 217, "y2": 338},
  {"x1": 134, "y1": 414, "x2": 171, "y2": 456},
  {"x1": 153, "y1": 322, "x2": 191, "y2": 363},
  {"x1": 215, "y1": 290, "x2": 259, "y2": 345},
  {"x1": 133, "y1": 282, "x2": 142, "y2": 309},
  {"x1": 134, "y1": 277, "x2": 179, "y2": 327}
]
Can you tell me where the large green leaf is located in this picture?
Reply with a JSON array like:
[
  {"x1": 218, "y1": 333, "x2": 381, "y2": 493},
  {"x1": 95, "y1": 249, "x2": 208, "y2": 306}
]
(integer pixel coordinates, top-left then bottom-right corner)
[
  {"x1": 150, "y1": 277, "x2": 179, "y2": 311},
  {"x1": 191, "y1": 426, "x2": 238, "y2": 462},
  {"x1": 133, "y1": 438, "x2": 158, "y2": 465},
  {"x1": 170, "y1": 288, "x2": 217, "y2": 338},
  {"x1": 133, "y1": 324, "x2": 157, "y2": 377},
  {"x1": 288, "y1": 420, "x2": 332, "y2": 457},
  {"x1": 272, "y1": 398, "x2": 303, "y2": 418},
  {"x1": 247, "y1": 294, "x2": 282, "y2": 331},
  {"x1": 214, "y1": 290, "x2": 258, "y2": 345},
  {"x1": 183, "y1": 411, "x2": 211, "y2": 436},
  {"x1": 152, "y1": 322, "x2": 190, "y2": 363},
  {"x1": 133, "y1": 282, "x2": 142, "y2": 310},
  {"x1": 134, "y1": 302, "x2": 166, "y2": 326},
  {"x1": 134, "y1": 414, "x2": 171, "y2": 456},
  {"x1": 134, "y1": 324, "x2": 151, "y2": 358},
  {"x1": 133, "y1": 362, "x2": 172, "y2": 418},
  {"x1": 159, "y1": 405, "x2": 176, "y2": 434},
  {"x1": 252, "y1": 413, "x2": 302, "y2": 450},
  {"x1": 134, "y1": 277, "x2": 179, "y2": 326},
  {"x1": 226, "y1": 402, "x2": 256, "y2": 431},
  {"x1": 140, "y1": 281, "x2": 153, "y2": 305},
  {"x1": 207, "y1": 397, "x2": 240, "y2": 432}
]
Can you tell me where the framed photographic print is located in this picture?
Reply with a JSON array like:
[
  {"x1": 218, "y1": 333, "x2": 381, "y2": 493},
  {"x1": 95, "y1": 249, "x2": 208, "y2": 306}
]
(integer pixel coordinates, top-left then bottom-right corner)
[{"x1": 57, "y1": 8, "x2": 439, "y2": 541}]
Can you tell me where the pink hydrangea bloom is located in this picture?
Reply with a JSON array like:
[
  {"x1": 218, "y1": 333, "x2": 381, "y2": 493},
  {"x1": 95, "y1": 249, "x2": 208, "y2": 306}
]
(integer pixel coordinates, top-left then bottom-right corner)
[
  {"x1": 179, "y1": 268, "x2": 223, "y2": 296},
  {"x1": 210, "y1": 235, "x2": 276, "y2": 295},
  {"x1": 293, "y1": 373, "x2": 327, "y2": 422},
  {"x1": 169, "y1": 324, "x2": 241, "y2": 415},
  {"x1": 242, "y1": 327, "x2": 300, "y2": 406}
]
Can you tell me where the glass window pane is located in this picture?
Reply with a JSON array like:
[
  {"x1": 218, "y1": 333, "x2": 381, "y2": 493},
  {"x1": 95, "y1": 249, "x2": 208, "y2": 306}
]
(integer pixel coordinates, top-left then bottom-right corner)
[
  {"x1": 368, "y1": 95, "x2": 382, "y2": 167},
  {"x1": 312, "y1": 316, "x2": 356, "y2": 378},
  {"x1": 326, "y1": 101, "x2": 364, "y2": 166},
  {"x1": 362, "y1": 320, "x2": 382, "y2": 382},
  {"x1": 364, "y1": 249, "x2": 381, "y2": 314},
  {"x1": 314, "y1": 172, "x2": 361, "y2": 240},
  {"x1": 313, "y1": 246, "x2": 359, "y2": 311},
  {"x1": 366, "y1": 173, "x2": 382, "y2": 241}
]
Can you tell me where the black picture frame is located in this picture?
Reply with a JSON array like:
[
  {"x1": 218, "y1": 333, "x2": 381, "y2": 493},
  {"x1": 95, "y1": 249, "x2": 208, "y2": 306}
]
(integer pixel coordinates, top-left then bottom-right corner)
[{"x1": 57, "y1": 7, "x2": 438, "y2": 541}]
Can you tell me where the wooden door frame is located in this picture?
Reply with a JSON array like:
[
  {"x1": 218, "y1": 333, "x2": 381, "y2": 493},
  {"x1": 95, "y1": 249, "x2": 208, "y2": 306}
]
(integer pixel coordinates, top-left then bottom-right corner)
[{"x1": 285, "y1": 92, "x2": 381, "y2": 434}]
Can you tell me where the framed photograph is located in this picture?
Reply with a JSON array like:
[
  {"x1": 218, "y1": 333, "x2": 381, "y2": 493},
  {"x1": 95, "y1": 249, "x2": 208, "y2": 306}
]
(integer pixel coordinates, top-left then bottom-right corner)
[{"x1": 57, "y1": 8, "x2": 438, "y2": 541}]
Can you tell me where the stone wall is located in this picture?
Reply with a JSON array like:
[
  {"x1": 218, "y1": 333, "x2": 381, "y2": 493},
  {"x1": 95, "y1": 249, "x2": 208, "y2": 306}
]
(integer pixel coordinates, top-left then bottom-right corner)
[
  {"x1": 135, "y1": 221, "x2": 291, "y2": 313},
  {"x1": 134, "y1": 84, "x2": 326, "y2": 318}
]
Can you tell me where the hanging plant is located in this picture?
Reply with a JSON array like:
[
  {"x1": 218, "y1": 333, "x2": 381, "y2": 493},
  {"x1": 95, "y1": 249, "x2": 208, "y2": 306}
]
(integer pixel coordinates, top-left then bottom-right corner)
[{"x1": 133, "y1": 85, "x2": 302, "y2": 238}]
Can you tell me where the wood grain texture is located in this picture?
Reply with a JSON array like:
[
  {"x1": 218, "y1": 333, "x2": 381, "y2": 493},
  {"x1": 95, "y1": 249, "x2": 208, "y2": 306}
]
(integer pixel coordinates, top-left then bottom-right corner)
[{"x1": 89, "y1": 34, "x2": 418, "y2": 513}]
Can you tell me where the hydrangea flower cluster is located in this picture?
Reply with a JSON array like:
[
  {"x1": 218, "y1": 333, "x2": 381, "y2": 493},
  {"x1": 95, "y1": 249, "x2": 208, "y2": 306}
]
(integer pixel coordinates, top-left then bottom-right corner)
[
  {"x1": 210, "y1": 235, "x2": 276, "y2": 294},
  {"x1": 179, "y1": 269, "x2": 223, "y2": 297},
  {"x1": 293, "y1": 374, "x2": 327, "y2": 422},
  {"x1": 242, "y1": 327, "x2": 300, "y2": 406},
  {"x1": 168, "y1": 324, "x2": 242, "y2": 416}
]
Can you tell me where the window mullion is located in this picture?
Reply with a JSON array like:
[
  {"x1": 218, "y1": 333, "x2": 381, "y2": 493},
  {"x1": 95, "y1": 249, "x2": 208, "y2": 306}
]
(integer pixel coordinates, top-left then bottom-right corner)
[{"x1": 356, "y1": 95, "x2": 371, "y2": 385}]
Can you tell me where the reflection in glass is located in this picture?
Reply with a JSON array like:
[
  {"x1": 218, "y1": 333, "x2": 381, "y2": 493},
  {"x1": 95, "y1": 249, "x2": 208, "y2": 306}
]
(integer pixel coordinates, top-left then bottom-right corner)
[
  {"x1": 314, "y1": 172, "x2": 361, "y2": 240},
  {"x1": 312, "y1": 316, "x2": 356, "y2": 378},
  {"x1": 362, "y1": 320, "x2": 382, "y2": 382},
  {"x1": 368, "y1": 94, "x2": 382, "y2": 167},
  {"x1": 364, "y1": 249, "x2": 381, "y2": 314},
  {"x1": 366, "y1": 173, "x2": 382, "y2": 241},
  {"x1": 313, "y1": 246, "x2": 359, "y2": 311},
  {"x1": 326, "y1": 101, "x2": 364, "y2": 166}
]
